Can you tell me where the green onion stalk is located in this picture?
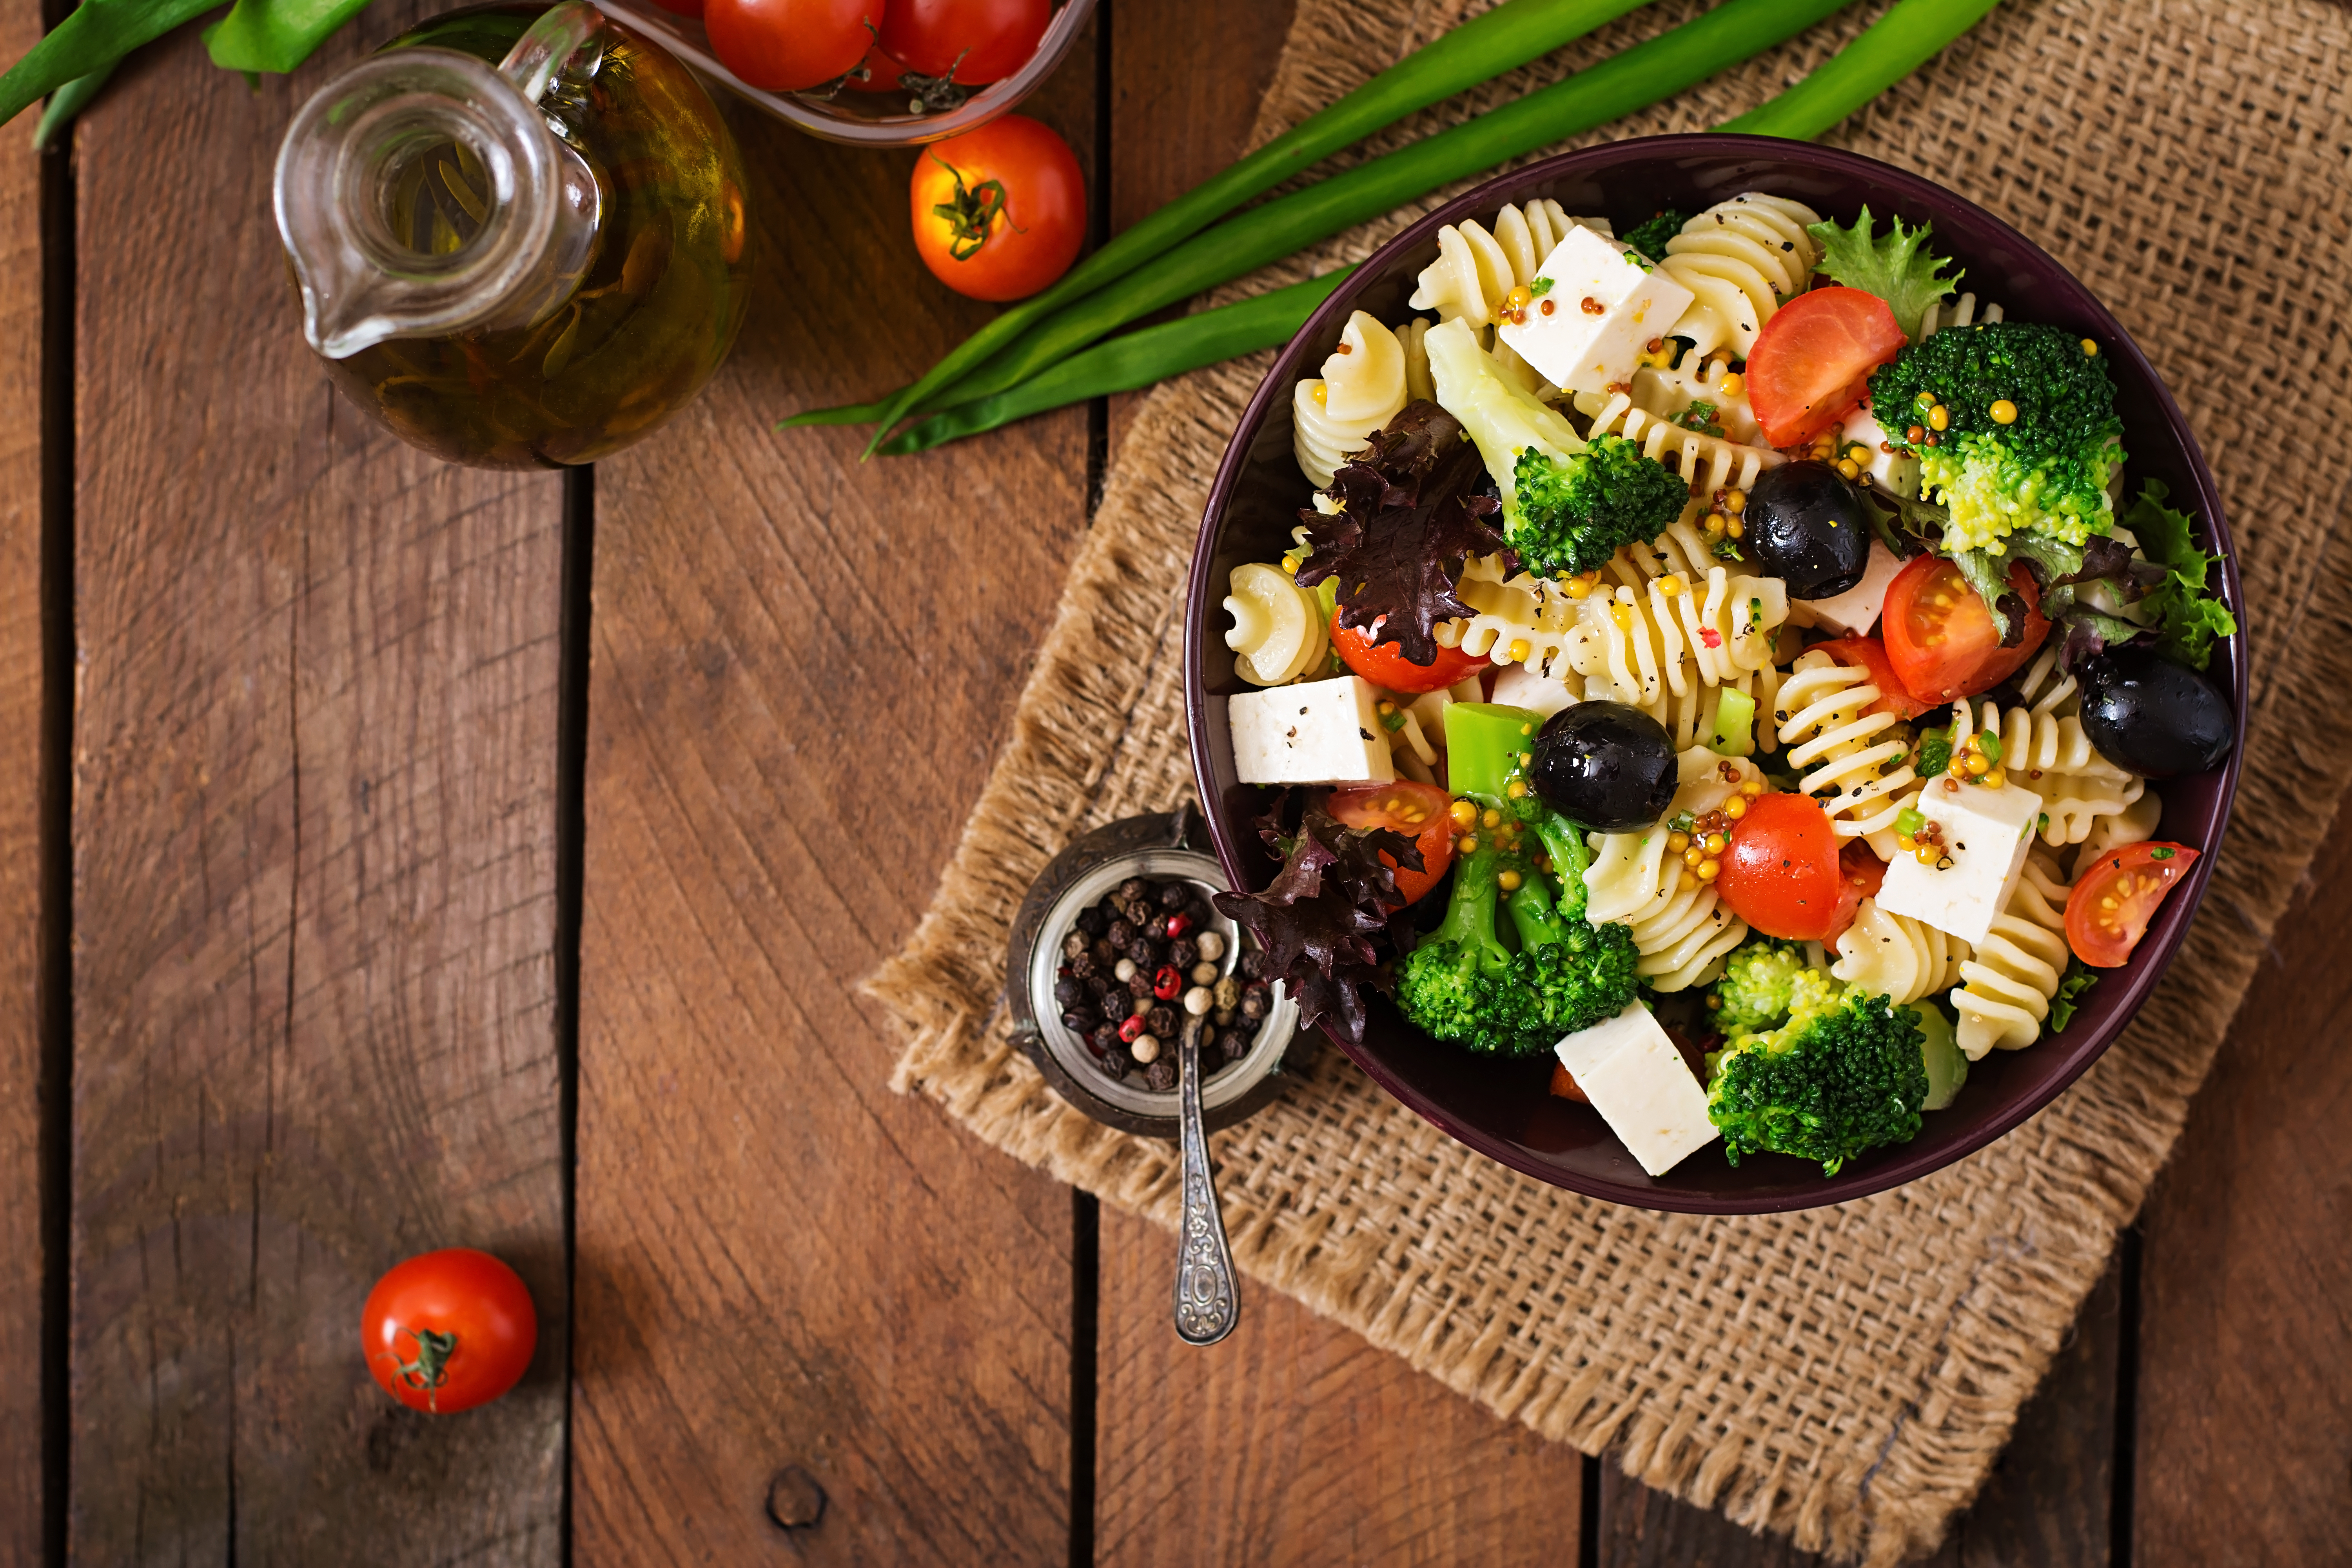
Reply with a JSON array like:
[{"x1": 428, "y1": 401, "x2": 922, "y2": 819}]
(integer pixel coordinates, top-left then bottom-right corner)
[
  {"x1": 875, "y1": 0, "x2": 2006, "y2": 456},
  {"x1": 785, "y1": 0, "x2": 1666, "y2": 444}
]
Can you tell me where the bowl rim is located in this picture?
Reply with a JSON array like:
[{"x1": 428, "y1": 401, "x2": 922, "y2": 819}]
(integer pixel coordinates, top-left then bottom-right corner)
[{"x1": 1183, "y1": 132, "x2": 2248, "y2": 1214}]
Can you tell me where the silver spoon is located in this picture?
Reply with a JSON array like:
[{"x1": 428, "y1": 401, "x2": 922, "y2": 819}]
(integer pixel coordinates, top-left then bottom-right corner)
[{"x1": 1171, "y1": 1012, "x2": 1239, "y2": 1345}]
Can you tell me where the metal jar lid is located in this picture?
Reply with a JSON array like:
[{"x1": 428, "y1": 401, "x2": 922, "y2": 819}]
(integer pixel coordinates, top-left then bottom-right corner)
[{"x1": 1006, "y1": 809, "x2": 1301, "y2": 1136}]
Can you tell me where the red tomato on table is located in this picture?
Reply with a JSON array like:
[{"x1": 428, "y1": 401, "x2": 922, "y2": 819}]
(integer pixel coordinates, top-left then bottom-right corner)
[
  {"x1": 909, "y1": 115, "x2": 1085, "y2": 301},
  {"x1": 1746, "y1": 287, "x2": 1907, "y2": 448},
  {"x1": 882, "y1": 0, "x2": 1051, "y2": 83},
  {"x1": 847, "y1": 38, "x2": 917, "y2": 91},
  {"x1": 1330, "y1": 613, "x2": 1488, "y2": 693},
  {"x1": 363, "y1": 1249, "x2": 538, "y2": 1414},
  {"x1": 1716, "y1": 791, "x2": 1845, "y2": 941},
  {"x1": 1325, "y1": 780, "x2": 1455, "y2": 905},
  {"x1": 1882, "y1": 555, "x2": 2050, "y2": 706},
  {"x1": 2066, "y1": 842, "x2": 2200, "y2": 967},
  {"x1": 1804, "y1": 635, "x2": 1934, "y2": 720},
  {"x1": 704, "y1": 0, "x2": 881, "y2": 92}
]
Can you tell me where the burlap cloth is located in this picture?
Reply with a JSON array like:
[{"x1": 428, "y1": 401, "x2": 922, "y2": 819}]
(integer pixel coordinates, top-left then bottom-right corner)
[{"x1": 867, "y1": 1, "x2": 2352, "y2": 1559}]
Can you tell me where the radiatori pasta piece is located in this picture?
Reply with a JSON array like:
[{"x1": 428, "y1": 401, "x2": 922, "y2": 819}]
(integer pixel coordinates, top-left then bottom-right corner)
[
  {"x1": 2072, "y1": 789, "x2": 2163, "y2": 879},
  {"x1": 1584, "y1": 750, "x2": 1760, "y2": 991},
  {"x1": 1223, "y1": 563, "x2": 1328, "y2": 686},
  {"x1": 1777, "y1": 649, "x2": 1919, "y2": 851},
  {"x1": 1657, "y1": 194, "x2": 1823, "y2": 359},
  {"x1": 1631, "y1": 350, "x2": 1760, "y2": 445},
  {"x1": 1955, "y1": 697, "x2": 2146, "y2": 845},
  {"x1": 1953, "y1": 851, "x2": 2074, "y2": 1059},
  {"x1": 1292, "y1": 310, "x2": 1408, "y2": 486},
  {"x1": 1406, "y1": 200, "x2": 1601, "y2": 327},
  {"x1": 1831, "y1": 897, "x2": 1970, "y2": 1005}
]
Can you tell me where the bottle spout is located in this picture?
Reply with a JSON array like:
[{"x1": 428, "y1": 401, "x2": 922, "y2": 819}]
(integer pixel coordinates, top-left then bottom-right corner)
[{"x1": 275, "y1": 6, "x2": 609, "y2": 360}]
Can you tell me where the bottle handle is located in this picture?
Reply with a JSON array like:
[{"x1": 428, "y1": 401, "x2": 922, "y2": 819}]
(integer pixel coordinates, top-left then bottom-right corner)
[{"x1": 497, "y1": 0, "x2": 608, "y2": 107}]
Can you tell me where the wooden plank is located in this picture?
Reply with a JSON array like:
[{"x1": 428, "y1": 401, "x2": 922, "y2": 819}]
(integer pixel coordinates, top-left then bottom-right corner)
[
  {"x1": 1094, "y1": 1205, "x2": 1588, "y2": 1566},
  {"x1": 2133, "y1": 849, "x2": 2352, "y2": 1565},
  {"x1": 1600, "y1": 1252, "x2": 2125, "y2": 1566},
  {"x1": 566, "y1": 27, "x2": 1102, "y2": 1568},
  {"x1": 68, "y1": 12, "x2": 567, "y2": 1562},
  {"x1": 0, "y1": 0, "x2": 48, "y2": 1553}
]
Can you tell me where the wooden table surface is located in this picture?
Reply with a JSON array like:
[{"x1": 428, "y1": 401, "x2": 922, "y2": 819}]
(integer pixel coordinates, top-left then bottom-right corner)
[{"x1": 4, "y1": 0, "x2": 2347, "y2": 1563}]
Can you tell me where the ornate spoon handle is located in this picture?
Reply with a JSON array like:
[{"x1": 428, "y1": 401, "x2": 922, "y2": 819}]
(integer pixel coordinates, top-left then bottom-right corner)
[{"x1": 1172, "y1": 1014, "x2": 1239, "y2": 1345}]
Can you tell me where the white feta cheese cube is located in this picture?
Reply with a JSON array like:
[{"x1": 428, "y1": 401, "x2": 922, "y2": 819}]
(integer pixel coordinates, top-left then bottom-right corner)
[
  {"x1": 1555, "y1": 1000, "x2": 1719, "y2": 1178},
  {"x1": 1839, "y1": 402, "x2": 1922, "y2": 499},
  {"x1": 1497, "y1": 227, "x2": 1693, "y2": 397},
  {"x1": 1876, "y1": 780, "x2": 2045, "y2": 946},
  {"x1": 1228, "y1": 676, "x2": 1394, "y2": 786},
  {"x1": 1800, "y1": 541, "x2": 1907, "y2": 637}
]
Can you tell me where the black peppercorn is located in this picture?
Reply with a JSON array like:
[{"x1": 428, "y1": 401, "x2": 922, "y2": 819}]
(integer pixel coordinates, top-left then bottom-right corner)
[
  {"x1": 1144, "y1": 1059, "x2": 1177, "y2": 1092},
  {"x1": 1127, "y1": 972, "x2": 1155, "y2": 1001},
  {"x1": 1145, "y1": 1004, "x2": 1176, "y2": 1038},
  {"x1": 1091, "y1": 938, "x2": 1118, "y2": 967},
  {"x1": 1068, "y1": 951, "x2": 1099, "y2": 982},
  {"x1": 1157, "y1": 882, "x2": 1188, "y2": 911},
  {"x1": 1220, "y1": 1028, "x2": 1250, "y2": 1062},
  {"x1": 1060, "y1": 1008, "x2": 1099, "y2": 1035},
  {"x1": 1074, "y1": 906, "x2": 1108, "y2": 938},
  {"x1": 1239, "y1": 985, "x2": 1270, "y2": 1021},
  {"x1": 1099, "y1": 990, "x2": 1132, "y2": 1022},
  {"x1": 1126, "y1": 937, "x2": 1160, "y2": 968},
  {"x1": 1098, "y1": 1049, "x2": 1128, "y2": 1080},
  {"x1": 1062, "y1": 930, "x2": 1089, "y2": 962},
  {"x1": 1089, "y1": 1022, "x2": 1122, "y2": 1056},
  {"x1": 1238, "y1": 947, "x2": 1267, "y2": 980},
  {"x1": 1105, "y1": 918, "x2": 1135, "y2": 949},
  {"x1": 1118, "y1": 877, "x2": 1151, "y2": 904},
  {"x1": 1052, "y1": 976, "x2": 1086, "y2": 1009},
  {"x1": 1168, "y1": 937, "x2": 1199, "y2": 970}
]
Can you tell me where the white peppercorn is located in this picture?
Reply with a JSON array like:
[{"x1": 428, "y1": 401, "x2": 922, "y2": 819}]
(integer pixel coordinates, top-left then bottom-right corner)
[
  {"x1": 1130, "y1": 1033, "x2": 1162, "y2": 1064},
  {"x1": 1114, "y1": 958, "x2": 1137, "y2": 983},
  {"x1": 1190, "y1": 961, "x2": 1219, "y2": 986},
  {"x1": 1182, "y1": 985, "x2": 1213, "y2": 1016},
  {"x1": 1194, "y1": 930, "x2": 1226, "y2": 962}
]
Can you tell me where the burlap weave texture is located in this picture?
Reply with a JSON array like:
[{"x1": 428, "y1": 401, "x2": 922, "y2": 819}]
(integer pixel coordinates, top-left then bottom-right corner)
[{"x1": 867, "y1": 2, "x2": 2352, "y2": 1559}]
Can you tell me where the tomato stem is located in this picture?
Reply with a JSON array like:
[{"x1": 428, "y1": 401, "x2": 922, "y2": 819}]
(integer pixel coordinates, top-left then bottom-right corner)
[
  {"x1": 925, "y1": 149, "x2": 1025, "y2": 262},
  {"x1": 379, "y1": 1327, "x2": 459, "y2": 1412}
]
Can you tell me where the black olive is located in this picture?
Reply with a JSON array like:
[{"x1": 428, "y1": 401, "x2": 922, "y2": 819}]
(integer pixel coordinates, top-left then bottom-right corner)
[
  {"x1": 1742, "y1": 460, "x2": 1873, "y2": 598},
  {"x1": 2076, "y1": 646, "x2": 2234, "y2": 778},
  {"x1": 1528, "y1": 701, "x2": 1678, "y2": 831}
]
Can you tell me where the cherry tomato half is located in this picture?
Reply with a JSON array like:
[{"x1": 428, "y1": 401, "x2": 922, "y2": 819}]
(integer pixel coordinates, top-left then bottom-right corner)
[
  {"x1": 363, "y1": 1249, "x2": 537, "y2": 1414},
  {"x1": 1825, "y1": 837, "x2": 1887, "y2": 946},
  {"x1": 909, "y1": 115, "x2": 1085, "y2": 302},
  {"x1": 881, "y1": 0, "x2": 1051, "y2": 83},
  {"x1": 1325, "y1": 780, "x2": 1455, "y2": 905},
  {"x1": 1746, "y1": 287, "x2": 1907, "y2": 449},
  {"x1": 704, "y1": 0, "x2": 879, "y2": 92},
  {"x1": 1806, "y1": 635, "x2": 1934, "y2": 720},
  {"x1": 1330, "y1": 613, "x2": 1488, "y2": 694},
  {"x1": 1716, "y1": 791, "x2": 1845, "y2": 941},
  {"x1": 1882, "y1": 554, "x2": 2050, "y2": 706},
  {"x1": 2065, "y1": 841, "x2": 2199, "y2": 968}
]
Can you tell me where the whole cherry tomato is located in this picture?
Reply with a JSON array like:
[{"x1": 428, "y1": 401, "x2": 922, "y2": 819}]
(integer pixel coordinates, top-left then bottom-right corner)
[
  {"x1": 1746, "y1": 287, "x2": 1907, "y2": 448},
  {"x1": 1330, "y1": 612, "x2": 1488, "y2": 694},
  {"x1": 704, "y1": 0, "x2": 880, "y2": 93},
  {"x1": 2065, "y1": 841, "x2": 2200, "y2": 967},
  {"x1": 1325, "y1": 780, "x2": 1455, "y2": 905},
  {"x1": 1882, "y1": 554, "x2": 2050, "y2": 706},
  {"x1": 1715, "y1": 791, "x2": 1845, "y2": 941},
  {"x1": 847, "y1": 37, "x2": 916, "y2": 92},
  {"x1": 909, "y1": 115, "x2": 1085, "y2": 301},
  {"x1": 880, "y1": 0, "x2": 1051, "y2": 84},
  {"x1": 363, "y1": 1249, "x2": 537, "y2": 1414}
]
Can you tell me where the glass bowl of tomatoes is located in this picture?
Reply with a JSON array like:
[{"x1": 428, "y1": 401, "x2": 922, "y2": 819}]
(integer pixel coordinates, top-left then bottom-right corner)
[
  {"x1": 595, "y1": 0, "x2": 1096, "y2": 146},
  {"x1": 1182, "y1": 134, "x2": 2247, "y2": 1213}
]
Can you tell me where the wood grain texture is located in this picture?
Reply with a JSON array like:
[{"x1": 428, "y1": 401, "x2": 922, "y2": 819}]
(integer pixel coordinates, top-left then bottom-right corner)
[
  {"x1": 2134, "y1": 850, "x2": 2352, "y2": 1568},
  {"x1": 69, "y1": 11, "x2": 566, "y2": 1562},
  {"x1": 0, "y1": 0, "x2": 46, "y2": 1555},
  {"x1": 566, "y1": 29, "x2": 1101, "y2": 1568},
  {"x1": 1103, "y1": 0, "x2": 1297, "y2": 460},
  {"x1": 1601, "y1": 1253, "x2": 2125, "y2": 1568},
  {"x1": 1094, "y1": 1203, "x2": 1586, "y2": 1566}
]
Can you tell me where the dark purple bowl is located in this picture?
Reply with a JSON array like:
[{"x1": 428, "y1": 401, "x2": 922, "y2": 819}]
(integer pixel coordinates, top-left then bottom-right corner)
[{"x1": 1183, "y1": 135, "x2": 2247, "y2": 1214}]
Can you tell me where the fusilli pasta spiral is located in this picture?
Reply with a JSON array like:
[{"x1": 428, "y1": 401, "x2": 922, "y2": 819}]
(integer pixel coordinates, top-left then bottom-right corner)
[
  {"x1": 1292, "y1": 310, "x2": 1408, "y2": 486},
  {"x1": 1953, "y1": 851, "x2": 2074, "y2": 1058},
  {"x1": 1584, "y1": 750, "x2": 1760, "y2": 991},
  {"x1": 1776, "y1": 650, "x2": 1919, "y2": 850},
  {"x1": 1956, "y1": 697, "x2": 2145, "y2": 846},
  {"x1": 2072, "y1": 789, "x2": 2163, "y2": 880},
  {"x1": 1657, "y1": 194, "x2": 1824, "y2": 360},
  {"x1": 1578, "y1": 387, "x2": 1783, "y2": 514},
  {"x1": 1223, "y1": 563, "x2": 1328, "y2": 686},
  {"x1": 1406, "y1": 200, "x2": 1600, "y2": 327},
  {"x1": 1831, "y1": 897, "x2": 1970, "y2": 1005}
]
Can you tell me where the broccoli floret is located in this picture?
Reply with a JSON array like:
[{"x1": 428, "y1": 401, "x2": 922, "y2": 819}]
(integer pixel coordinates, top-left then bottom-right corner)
[
  {"x1": 1621, "y1": 208, "x2": 1688, "y2": 263},
  {"x1": 1499, "y1": 869, "x2": 1640, "y2": 1046},
  {"x1": 1423, "y1": 316, "x2": 1685, "y2": 577},
  {"x1": 1867, "y1": 321, "x2": 2125, "y2": 553},
  {"x1": 1509, "y1": 435, "x2": 1691, "y2": 577},
  {"x1": 1394, "y1": 840, "x2": 1518, "y2": 1050},
  {"x1": 1707, "y1": 983, "x2": 1929, "y2": 1176},
  {"x1": 1708, "y1": 938, "x2": 1820, "y2": 1034}
]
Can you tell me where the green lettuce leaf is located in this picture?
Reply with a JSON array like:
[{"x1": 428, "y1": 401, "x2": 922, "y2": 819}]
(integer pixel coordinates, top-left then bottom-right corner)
[
  {"x1": 1806, "y1": 206, "x2": 1964, "y2": 343},
  {"x1": 2124, "y1": 479, "x2": 2238, "y2": 671}
]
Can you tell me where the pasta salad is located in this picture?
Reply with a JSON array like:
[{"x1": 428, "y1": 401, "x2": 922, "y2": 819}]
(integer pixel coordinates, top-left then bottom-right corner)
[{"x1": 1215, "y1": 193, "x2": 2237, "y2": 1180}]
